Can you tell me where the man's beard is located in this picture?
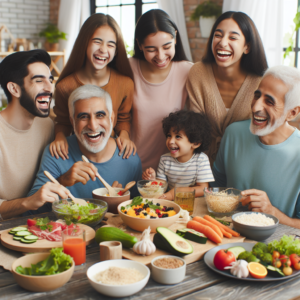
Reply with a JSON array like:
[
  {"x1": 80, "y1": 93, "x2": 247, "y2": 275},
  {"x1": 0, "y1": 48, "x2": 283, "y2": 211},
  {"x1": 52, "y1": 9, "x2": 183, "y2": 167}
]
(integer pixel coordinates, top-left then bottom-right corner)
[
  {"x1": 19, "y1": 86, "x2": 51, "y2": 118},
  {"x1": 250, "y1": 113, "x2": 286, "y2": 136},
  {"x1": 74, "y1": 123, "x2": 113, "y2": 154}
]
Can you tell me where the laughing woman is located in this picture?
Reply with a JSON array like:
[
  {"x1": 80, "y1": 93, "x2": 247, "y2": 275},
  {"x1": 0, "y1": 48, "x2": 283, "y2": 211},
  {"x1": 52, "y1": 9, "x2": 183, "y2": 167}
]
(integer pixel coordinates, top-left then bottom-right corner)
[
  {"x1": 50, "y1": 14, "x2": 135, "y2": 160},
  {"x1": 187, "y1": 11, "x2": 268, "y2": 164},
  {"x1": 130, "y1": 9, "x2": 193, "y2": 171}
]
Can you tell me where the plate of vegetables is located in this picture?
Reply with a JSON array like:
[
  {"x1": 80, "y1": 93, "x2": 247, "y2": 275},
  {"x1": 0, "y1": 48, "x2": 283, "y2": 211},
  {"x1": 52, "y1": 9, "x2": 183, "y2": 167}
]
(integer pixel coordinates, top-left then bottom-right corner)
[{"x1": 204, "y1": 236, "x2": 300, "y2": 281}]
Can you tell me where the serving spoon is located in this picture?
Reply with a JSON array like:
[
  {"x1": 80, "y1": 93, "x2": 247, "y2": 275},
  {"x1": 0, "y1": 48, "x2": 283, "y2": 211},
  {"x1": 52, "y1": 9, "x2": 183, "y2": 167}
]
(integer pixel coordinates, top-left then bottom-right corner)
[
  {"x1": 44, "y1": 170, "x2": 88, "y2": 206},
  {"x1": 81, "y1": 155, "x2": 119, "y2": 197},
  {"x1": 118, "y1": 181, "x2": 136, "y2": 196}
]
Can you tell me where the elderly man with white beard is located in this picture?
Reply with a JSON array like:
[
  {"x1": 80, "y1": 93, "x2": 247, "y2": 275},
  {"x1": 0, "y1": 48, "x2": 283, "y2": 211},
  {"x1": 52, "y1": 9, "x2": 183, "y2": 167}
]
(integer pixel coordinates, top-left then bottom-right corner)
[
  {"x1": 211, "y1": 65, "x2": 300, "y2": 228},
  {"x1": 26, "y1": 85, "x2": 142, "y2": 215}
]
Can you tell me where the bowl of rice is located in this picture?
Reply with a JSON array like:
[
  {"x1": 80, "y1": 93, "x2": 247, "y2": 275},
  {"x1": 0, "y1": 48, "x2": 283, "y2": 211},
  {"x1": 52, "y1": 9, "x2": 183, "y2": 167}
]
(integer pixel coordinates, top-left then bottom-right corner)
[
  {"x1": 87, "y1": 259, "x2": 150, "y2": 297},
  {"x1": 232, "y1": 212, "x2": 279, "y2": 241},
  {"x1": 204, "y1": 187, "x2": 242, "y2": 216},
  {"x1": 137, "y1": 180, "x2": 168, "y2": 198}
]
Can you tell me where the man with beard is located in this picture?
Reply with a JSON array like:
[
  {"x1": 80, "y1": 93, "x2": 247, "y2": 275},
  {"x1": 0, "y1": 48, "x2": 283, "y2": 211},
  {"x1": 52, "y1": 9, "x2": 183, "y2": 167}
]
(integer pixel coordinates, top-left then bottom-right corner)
[
  {"x1": 26, "y1": 85, "x2": 142, "y2": 214},
  {"x1": 211, "y1": 65, "x2": 300, "y2": 228},
  {"x1": 0, "y1": 50, "x2": 69, "y2": 220}
]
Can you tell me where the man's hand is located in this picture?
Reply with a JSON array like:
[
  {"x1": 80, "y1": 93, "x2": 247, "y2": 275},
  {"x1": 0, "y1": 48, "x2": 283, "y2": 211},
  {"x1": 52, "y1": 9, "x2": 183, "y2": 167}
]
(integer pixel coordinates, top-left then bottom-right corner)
[
  {"x1": 241, "y1": 189, "x2": 275, "y2": 215},
  {"x1": 142, "y1": 168, "x2": 156, "y2": 180},
  {"x1": 116, "y1": 130, "x2": 137, "y2": 159},
  {"x1": 49, "y1": 132, "x2": 69, "y2": 160},
  {"x1": 24, "y1": 182, "x2": 70, "y2": 211},
  {"x1": 57, "y1": 161, "x2": 98, "y2": 187}
]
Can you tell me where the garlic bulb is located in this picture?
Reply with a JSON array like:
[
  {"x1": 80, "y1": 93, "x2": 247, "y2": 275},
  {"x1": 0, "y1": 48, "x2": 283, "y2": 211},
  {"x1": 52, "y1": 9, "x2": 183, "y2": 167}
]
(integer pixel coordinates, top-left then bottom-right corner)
[
  {"x1": 224, "y1": 260, "x2": 249, "y2": 278},
  {"x1": 132, "y1": 226, "x2": 156, "y2": 256}
]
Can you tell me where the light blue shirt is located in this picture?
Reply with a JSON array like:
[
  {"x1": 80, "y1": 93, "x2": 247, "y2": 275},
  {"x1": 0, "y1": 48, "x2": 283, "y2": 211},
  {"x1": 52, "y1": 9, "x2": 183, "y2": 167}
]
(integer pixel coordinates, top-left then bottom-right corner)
[
  {"x1": 25, "y1": 135, "x2": 142, "y2": 215},
  {"x1": 211, "y1": 120, "x2": 300, "y2": 218}
]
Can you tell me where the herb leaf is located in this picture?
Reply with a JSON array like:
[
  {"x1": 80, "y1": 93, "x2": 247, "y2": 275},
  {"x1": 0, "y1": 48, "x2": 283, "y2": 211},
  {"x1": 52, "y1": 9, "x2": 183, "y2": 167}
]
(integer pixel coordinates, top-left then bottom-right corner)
[{"x1": 131, "y1": 196, "x2": 143, "y2": 207}]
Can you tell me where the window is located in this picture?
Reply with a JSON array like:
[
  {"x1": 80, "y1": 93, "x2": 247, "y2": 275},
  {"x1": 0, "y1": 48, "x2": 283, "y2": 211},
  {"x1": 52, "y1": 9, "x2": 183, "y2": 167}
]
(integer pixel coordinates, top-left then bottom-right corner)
[
  {"x1": 90, "y1": 0, "x2": 158, "y2": 54},
  {"x1": 282, "y1": 0, "x2": 300, "y2": 68}
]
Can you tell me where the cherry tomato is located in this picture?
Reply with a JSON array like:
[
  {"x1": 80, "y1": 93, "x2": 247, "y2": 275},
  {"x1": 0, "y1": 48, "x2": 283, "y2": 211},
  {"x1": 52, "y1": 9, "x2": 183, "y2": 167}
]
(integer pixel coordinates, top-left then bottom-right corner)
[
  {"x1": 290, "y1": 254, "x2": 300, "y2": 266},
  {"x1": 279, "y1": 255, "x2": 291, "y2": 267},
  {"x1": 272, "y1": 251, "x2": 280, "y2": 259},
  {"x1": 293, "y1": 261, "x2": 300, "y2": 270},
  {"x1": 213, "y1": 249, "x2": 236, "y2": 271},
  {"x1": 27, "y1": 219, "x2": 37, "y2": 227},
  {"x1": 282, "y1": 266, "x2": 293, "y2": 276},
  {"x1": 273, "y1": 258, "x2": 281, "y2": 268}
]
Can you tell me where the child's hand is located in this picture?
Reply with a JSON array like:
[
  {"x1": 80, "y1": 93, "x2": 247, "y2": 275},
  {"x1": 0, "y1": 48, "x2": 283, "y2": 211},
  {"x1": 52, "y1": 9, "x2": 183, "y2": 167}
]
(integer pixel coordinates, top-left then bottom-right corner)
[
  {"x1": 49, "y1": 132, "x2": 69, "y2": 160},
  {"x1": 159, "y1": 189, "x2": 174, "y2": 201},
  {"x1": 142, "y1": 168, "x2": 156, "y2": 180}
]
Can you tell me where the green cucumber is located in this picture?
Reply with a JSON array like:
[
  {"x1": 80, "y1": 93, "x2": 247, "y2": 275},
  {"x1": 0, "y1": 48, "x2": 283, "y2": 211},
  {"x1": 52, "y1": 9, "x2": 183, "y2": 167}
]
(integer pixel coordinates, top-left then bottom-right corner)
[
  {"x1": 20, "y1": 238, "x2": 36, "y2": 244},
  {"x1": 95, "y1": 227, "x2": 138, "y2": 248},
  {"x1": 10, "y1": 227, "x2": 28, "y2": 232},
  {"x1": 267, "y1": 265, "x2": 285, "y2": 277},
  {"x1": 9, "y1": 231, "x2": 16, "y2": 235},
  {"x1": 24, "y1": 235, "x2": 38, "y2": 241},
  {"x1": 15, "y1": 231, "x2": 31, "y2": 237},
  {"x1": 176, "y1": 228, "x2": 207, "y2": 244},
  {"x1": 13, "y1": 236, "x2": 23, "y2": 241}
]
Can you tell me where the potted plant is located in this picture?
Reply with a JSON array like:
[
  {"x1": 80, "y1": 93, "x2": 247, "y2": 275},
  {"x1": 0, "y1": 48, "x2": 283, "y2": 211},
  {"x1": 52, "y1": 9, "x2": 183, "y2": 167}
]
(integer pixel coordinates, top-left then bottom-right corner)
[
  {"x1": 191, "y1": 1, "x2": 222, "y2": 38},
  {"x1": 39, "y1": 23, "x2": 67, "y2": 51}
]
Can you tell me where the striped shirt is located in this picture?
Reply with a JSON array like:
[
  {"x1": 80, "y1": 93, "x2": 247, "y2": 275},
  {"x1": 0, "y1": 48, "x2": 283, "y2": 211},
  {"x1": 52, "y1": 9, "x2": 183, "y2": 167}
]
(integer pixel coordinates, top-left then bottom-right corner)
[{"x1": 156, "y1": 153, "x2": 214, "y2": 190}]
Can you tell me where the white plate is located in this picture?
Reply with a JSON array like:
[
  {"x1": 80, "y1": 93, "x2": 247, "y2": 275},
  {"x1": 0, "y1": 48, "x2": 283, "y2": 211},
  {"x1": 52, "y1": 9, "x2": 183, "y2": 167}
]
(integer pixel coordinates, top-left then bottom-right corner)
[{"x1": 204, "y1": 242, "x2": 300, "y2": 282}]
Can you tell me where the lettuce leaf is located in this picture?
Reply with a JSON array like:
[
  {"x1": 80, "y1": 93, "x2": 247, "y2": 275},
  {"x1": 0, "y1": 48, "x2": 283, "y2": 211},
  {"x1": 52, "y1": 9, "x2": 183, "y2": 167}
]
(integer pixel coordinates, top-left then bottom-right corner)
[{"x1": 267, "y1": 235, "x2": 300, "y2": 255}]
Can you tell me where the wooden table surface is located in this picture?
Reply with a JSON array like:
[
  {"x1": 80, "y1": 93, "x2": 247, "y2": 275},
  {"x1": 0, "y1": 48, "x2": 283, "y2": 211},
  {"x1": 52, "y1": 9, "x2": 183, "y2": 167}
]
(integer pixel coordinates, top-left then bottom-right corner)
[{"x1": 1, "y1": 212, "x2": 300, "y2": 300}]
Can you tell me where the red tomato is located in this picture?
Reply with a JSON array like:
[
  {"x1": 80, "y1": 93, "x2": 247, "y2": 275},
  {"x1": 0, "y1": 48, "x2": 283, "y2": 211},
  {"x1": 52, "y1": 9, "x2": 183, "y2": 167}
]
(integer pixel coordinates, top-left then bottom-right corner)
[
  {"x1": 213, "y1": 249, "x2": 236, "y2": 270},
  {"x1": 272, "y1": 251, "x2": 280, "y2": 259},
  {"x1": 279, "y1": 255, "x2": 291, "y2": 267},
  {"x1": 293, "y1": 261, "x2": 300, "y2": 270},
  {"x1": 151, "y1": 181, "x2": 158, "y2": 185},
  {"x1": 290, "y1": 254, "x2": 300, "y2": 266},
  {"x1": 27, "y1": 219, "x2": 37, "y2": 227}
]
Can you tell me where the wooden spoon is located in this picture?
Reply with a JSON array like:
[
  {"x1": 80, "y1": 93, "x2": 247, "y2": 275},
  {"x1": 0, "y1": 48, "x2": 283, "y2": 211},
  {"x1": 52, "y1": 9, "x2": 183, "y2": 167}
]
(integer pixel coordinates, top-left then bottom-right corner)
[
  {"x1": 119, "y1": 181, "x2": 136, "y2": 196},
  {"x1": 44, "y1": 170, "x2": 88, "y2": 206},
  {"x1": 81, "y1": 155, "x2": 119, "y2": 197}
]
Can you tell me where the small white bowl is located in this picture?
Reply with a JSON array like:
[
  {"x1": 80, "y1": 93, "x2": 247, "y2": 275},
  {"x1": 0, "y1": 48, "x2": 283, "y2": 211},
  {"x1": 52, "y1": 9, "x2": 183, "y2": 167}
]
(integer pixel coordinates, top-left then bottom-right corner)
[
  {"x1": 151, "y1": 255, "x2": 186, "y2": 285},
  {"x1": 86, "y1": 259, "x2": 150, "y2": 297}
]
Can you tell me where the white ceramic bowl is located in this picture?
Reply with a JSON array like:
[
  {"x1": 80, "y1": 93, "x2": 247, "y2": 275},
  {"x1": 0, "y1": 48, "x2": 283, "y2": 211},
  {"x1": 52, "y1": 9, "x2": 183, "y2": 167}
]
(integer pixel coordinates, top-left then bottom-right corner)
[
  {"x1": 87, "y1": 259, "x2": 150, "y2": 297},
  {"x1": 151, "y1": 255, "x2": 186, "y2": 284}
]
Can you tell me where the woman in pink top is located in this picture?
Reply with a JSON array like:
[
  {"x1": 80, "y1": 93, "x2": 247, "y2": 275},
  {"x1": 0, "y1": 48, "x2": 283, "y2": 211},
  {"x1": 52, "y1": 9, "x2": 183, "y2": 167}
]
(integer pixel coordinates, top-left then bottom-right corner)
[{"x1": 129, "y1": 9, "x2": 193, "y2": 171}]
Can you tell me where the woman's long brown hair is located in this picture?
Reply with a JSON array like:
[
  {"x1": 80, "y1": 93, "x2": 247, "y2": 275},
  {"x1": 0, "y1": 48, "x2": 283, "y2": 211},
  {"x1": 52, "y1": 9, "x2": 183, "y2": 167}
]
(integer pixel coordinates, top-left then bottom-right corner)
[{"x1": 56, "y1": 13, "x2": 133, "y2": 85}]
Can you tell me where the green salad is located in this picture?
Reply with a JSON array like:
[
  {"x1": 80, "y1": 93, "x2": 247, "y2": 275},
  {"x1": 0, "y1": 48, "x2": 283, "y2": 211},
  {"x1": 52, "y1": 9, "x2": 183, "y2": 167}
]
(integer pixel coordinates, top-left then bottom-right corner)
[{"x1": 55, "y1": 202, "x2": 107, "y2": 225}]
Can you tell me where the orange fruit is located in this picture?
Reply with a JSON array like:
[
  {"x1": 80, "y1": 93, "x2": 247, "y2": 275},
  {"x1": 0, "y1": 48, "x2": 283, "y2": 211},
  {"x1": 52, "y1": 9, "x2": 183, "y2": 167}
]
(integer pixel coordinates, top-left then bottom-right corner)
[{"x1": 248, "y1": 262, "x2": 267, "y2": 279}]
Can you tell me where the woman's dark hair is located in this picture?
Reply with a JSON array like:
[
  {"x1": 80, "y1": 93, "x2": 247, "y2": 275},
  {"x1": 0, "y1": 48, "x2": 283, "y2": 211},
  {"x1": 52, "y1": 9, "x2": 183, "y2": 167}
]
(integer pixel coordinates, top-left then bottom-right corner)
[
  {"x1": 162, "y1": 110, "x2": 212, "y2": 154},
  {"x1": 56, "y1": 13, "x2": 133, "y2": 85},
  {"x1": 0, "y1": 49, "x2": 51, "y2": 103},
  {"x1": 202, "y1": 11, "x2": 268, "y2": 76},
  {"x1": 133, "y1": 9, "x2": 188, "y2": 61}
]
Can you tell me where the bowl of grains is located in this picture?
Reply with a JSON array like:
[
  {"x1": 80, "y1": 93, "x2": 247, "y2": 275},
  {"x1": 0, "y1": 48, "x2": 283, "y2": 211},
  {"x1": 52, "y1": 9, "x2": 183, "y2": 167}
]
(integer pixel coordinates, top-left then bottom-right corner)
[
  {"x1": 232, "y1": 212, "x2": 279, "y2": 241},
  {"x1": 204, "y1": 187, "x2": 242, "y2": 216},
  {"x1": 151, "y1": 255, "x2": 186, "y2": 285},
  {"x1": 87, "y1": 259, "x2": 150, "y2": 297}
]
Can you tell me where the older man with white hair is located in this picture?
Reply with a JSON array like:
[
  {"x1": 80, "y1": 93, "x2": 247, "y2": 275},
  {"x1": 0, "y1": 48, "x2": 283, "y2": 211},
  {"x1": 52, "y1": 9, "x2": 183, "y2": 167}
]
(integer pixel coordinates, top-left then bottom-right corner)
[
  {"x1": 211, "y1": 65, "x2": 300, "y2": 228},
  {"x1": 26, "y1": 85, "x2": 142, "y2": 214}
]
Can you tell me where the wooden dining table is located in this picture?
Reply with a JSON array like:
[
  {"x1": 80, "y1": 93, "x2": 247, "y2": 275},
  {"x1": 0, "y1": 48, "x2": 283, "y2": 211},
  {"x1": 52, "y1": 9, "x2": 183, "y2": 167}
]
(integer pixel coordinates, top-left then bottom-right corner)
[{"x1": 1, "y1": 211, "x2": 300, "y2": 300}]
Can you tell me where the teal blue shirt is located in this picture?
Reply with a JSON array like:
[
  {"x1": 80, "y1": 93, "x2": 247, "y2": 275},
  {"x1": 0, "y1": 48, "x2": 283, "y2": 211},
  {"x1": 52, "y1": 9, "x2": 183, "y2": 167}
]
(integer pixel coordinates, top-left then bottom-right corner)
[{"x1": 211, "y1": 120, "x2": 300, "y2": 218}]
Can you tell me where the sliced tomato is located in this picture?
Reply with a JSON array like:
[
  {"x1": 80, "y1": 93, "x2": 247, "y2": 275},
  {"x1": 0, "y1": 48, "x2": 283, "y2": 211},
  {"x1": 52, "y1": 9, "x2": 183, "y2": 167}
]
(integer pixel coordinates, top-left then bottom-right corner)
[
  {"x1": 89, "y1": 209, "x2": 99, "y2": 214},
  {"x1": 151, "y1": 181, "x2": 158, "y2": 185},
  {"x1": 159, "y1": 182, "x2": 163, "y2": 186},
  {"x1": 27, "y1": 219, "x2": 37, "y2": 227},
  {"x1": 117, "y1": 191, "x2": 123, "y2": 196}
]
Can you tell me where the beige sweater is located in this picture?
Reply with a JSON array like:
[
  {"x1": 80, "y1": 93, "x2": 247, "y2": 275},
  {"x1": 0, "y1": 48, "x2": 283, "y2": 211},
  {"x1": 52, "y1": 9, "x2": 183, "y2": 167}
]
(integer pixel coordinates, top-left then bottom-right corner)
[
  {"x1": 186, "y1": 62, "x2": 262, "y2": 163},
  {"x1": 0, "y1": 115, "x2": 54, "y2": 205}
]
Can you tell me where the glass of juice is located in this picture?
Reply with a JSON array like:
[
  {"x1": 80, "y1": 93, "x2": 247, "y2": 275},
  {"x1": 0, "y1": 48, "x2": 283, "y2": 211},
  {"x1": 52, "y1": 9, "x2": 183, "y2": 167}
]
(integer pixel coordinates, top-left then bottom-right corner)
[
  {"x1": 62, "y1": 228, "x2": 86, "y2": 266},
  {"x1": 174, "y1": 187, "x2": 195, "y2": 215}
]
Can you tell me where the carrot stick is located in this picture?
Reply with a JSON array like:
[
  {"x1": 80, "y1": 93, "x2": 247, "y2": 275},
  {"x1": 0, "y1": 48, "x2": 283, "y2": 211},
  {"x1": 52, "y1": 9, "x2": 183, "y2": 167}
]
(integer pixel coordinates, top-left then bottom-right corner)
[
  {"x1": 187, "y1": 220, "x2": 222, "y2": 244},
  {"x1": 219, "y1": 228, "x2": 232, "y2": 239},
  {"x1": 204, "y1": 215, "x2": 240, "y2": 237},
  {"x1": 193, "y1": 216, "x2": 223, "y2": 239}
]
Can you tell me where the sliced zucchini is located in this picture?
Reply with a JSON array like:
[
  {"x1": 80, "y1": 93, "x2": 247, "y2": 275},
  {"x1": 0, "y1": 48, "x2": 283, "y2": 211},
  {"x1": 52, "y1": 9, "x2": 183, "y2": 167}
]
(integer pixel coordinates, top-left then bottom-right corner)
[
  {"x1": 13, "y1": 236, "x2": 23, "y2": 241},
  {"x1": 9, "y1": 231, "x2": 16, "y2": 235},
  {"x1": 20, "y1": 238, "x2": 36, "y2": 244},
  {"x1": 24, "y1": 235, "x2": 38, "y2": 241},
  {"x1": 15, "y1": 231, "x2": 31, "y2": 237},
  {"x1": 10, "y1": 227, "x2": 28, "y2": 232}
]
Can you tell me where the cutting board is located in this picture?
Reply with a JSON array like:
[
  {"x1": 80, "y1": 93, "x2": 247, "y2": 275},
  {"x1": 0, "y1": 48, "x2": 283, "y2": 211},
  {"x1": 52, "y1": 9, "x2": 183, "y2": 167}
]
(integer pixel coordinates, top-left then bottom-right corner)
[
  {"x1": 103, "y1": 213, "x2": 245, "y2": 266},
  {"x1": 1, "y1": 224, "x2": 95, "y2": 253}
]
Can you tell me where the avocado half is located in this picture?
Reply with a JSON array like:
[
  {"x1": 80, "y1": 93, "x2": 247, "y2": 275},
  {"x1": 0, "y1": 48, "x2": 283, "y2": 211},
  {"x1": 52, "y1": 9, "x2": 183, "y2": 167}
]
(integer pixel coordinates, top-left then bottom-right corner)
[{"x1": 153, "y1": 227, "x2": 193, "y2": 256}]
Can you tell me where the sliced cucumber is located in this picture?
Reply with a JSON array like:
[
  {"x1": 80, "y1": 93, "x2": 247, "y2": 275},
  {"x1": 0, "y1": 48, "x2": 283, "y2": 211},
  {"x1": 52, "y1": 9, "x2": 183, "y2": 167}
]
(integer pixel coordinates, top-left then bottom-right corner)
[
  {"x1": 24, "y1": 235, "x2": 38, "y2": 241},
  {"x1": 9, "y1": 231, "x2": 16, "y2": 235},
  {"x1": 15, "y1": 231, "x2": 31, "y2": 237},
  {"x1": 13, "y1": 236, "x2": 23, "y2": 241},
  {"x1": 20, "y1": 238, "x2": 36, "y2": 244},
  {"x1": 10, "y1": 227, "x2": 28, "y2": 232}
]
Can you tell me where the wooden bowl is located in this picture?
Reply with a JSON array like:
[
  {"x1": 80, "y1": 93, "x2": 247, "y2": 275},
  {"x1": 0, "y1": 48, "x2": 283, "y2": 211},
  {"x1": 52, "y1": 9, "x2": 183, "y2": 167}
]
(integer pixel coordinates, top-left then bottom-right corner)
[
  {"x1": 92, "y1": 188, "x2": 130, "y2": 214},
  {"x1": 117, "y1": 199, "x2": 181, "y2": 232},
  {"x1": 11, "y1": 253, "x2": 74, "y2": 292}
]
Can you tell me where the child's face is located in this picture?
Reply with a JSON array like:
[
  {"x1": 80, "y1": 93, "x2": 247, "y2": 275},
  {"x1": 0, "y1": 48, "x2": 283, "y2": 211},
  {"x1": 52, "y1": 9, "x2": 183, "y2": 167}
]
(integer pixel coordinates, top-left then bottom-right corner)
[{"x1": 166, "y1": 129, "x2": 200, "y2": 163}]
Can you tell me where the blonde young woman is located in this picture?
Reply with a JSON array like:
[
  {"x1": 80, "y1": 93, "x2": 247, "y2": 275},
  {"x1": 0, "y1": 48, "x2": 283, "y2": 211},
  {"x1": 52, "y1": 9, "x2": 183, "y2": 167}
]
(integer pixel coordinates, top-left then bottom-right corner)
[
  {"x1": 50, "y1": 14, "x2": 136, "y2": 160},
  {"x1": 187, "y1": 11, "x2": 268, "y2": 164}
]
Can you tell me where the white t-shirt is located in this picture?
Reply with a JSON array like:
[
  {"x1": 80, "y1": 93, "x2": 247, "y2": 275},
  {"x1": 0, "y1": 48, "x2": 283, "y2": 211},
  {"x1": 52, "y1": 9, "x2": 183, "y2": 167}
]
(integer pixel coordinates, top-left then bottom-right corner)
[{"x1": 156, "y1": 153, "x2": 214, "y2": 190}]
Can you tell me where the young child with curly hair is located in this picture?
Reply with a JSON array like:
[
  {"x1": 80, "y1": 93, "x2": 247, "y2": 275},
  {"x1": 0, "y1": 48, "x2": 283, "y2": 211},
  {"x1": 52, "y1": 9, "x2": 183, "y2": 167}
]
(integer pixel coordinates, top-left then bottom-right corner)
[{"x1": 142, "y1": 110, "x2": 214, "y2": 200}]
